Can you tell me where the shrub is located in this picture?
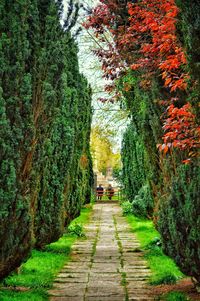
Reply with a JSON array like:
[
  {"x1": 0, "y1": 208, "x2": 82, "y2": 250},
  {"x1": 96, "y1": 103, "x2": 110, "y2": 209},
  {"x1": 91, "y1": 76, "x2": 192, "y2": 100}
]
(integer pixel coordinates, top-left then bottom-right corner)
[
  {"x1": 145, "y1": 237, "x2": 162, "y2": 250},
  {"x1": 150, "y1": 273, "x2": 179, "y2": 285},
  {"x1": 121, "y1": 201, "x2": 133, "y2": 215},
  {"x1": 163, "y1": 292, "x2": 189, "y2": 301},
  {"x1": 132, "y1": 183, "x2": 154, "y2": 218},
  {"x1": 68, "y1": 223, "x2": 85, "y2": 237},
  {"x1": 159, "y1": 164, "x2": 200, "y2": 285}
]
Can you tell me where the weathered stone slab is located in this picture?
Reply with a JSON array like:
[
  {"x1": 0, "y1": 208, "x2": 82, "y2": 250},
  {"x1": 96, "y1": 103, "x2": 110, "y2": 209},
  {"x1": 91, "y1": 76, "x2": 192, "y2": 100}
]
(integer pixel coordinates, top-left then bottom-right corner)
[
  {"x1": 93, "y1": 255, "x2": 120, "y2": 263},
  {"x1": 49, "y1": 287, "x2": 85, "y2": 297},
  {"x1": 86, "y1": 286, "x2": 124, "y2": 297},
  {"x1": 49, "y1": 203, "x2": 154, "y2": 301},
  {"x1": 56, "y1": 272, "x2": 88, "y2": 279},
  {"x1": 50, "y1": 297, "x2": 83, "y2": 301},
  {"x1": 54, "y1": 277, "x2": 88, "y2": 283},
  {"x1": 85, "y1": 295, "x2": 126, "y2": 301},
  {"x1": 128, "y1": 297, "x2": 154, "y2": 301},
  {"x1": 52, "y1": 282, "x2": 86, "y2": 290},
  {"x1": 91, "y1": 262, "x2": 120, "y2": 273}
]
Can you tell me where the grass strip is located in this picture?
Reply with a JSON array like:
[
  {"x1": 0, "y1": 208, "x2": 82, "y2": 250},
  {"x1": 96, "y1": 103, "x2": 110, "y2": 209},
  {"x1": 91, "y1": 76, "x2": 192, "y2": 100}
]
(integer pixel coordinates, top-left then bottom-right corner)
[
  {"x1": 0, "y1": 206, "x2": 92, "y2": 301},
  {"x1": 158, "y1": 291, "x2": 189, "y2": 301},
  {"x1": 126, "y1": 215, "x2": 183, "y2": 285}
]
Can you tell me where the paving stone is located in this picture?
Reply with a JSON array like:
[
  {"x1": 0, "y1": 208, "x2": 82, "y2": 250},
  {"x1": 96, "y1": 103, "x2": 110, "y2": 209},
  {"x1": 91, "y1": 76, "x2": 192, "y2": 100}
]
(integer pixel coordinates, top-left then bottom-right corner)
[
  {"x1": 49, "y1": 288, "x2": 85, "y2": 297},
  {"x1": 89, "y1": 272, "x2": 121, "y2": 281},
  {"x1": 56, "y1": 272, "x2": 88, "y2": 279},
  {"x1": 54, "y1": 277, "x2": 88, "y2": 283},
  {"x1": 50, "y1": 297, "x2": 83, "y2": 301},
  {"x1": 128, "y1": 295, "x2": 154, "y2": 300},
  {"x1": 63, "y1": 262, "x2": 91, "y2": 268},
  {"x1": 85, "y1": 297, "x2": 125, "y2": 301},
  {"x1": 85, "y1": 286, "x2": 124, "y2": 297},
  {"x1": 88, "y1": 279, "x2": 121, "y2": 287},
  {"x1": 93, "y1": 255, "x2": 120, "y2": 263},
  {"x1": 91, "y1": 262, "x2": 120, "y2": 273},
  {"x1": 52, "y1": 283, "x2": 86, "y2": 290},
  {"x1": 49, "y1": 203, "x2": 154, "y2": 301}
]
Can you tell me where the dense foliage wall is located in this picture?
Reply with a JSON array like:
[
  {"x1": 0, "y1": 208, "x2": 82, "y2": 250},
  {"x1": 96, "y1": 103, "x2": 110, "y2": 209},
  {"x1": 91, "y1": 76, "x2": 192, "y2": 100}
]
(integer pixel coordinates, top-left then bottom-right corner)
[
  {"x1": 159, "y1": 164, "x2": 200, "y2": 283},
  {"x1": 120, "y1": 1, "x2": 200, "y2": 283},
  {"x1": 0, "y1": 0, "x2": 93, "y2": 278},
  {"x1": 0, "y1": 0, "x2": 34, "y2": 279},
  {"x1": 121, "y1": 75, "x2": 162, "y2": 217},
  {"x1": 158, "y1": 0, "x2": 200, "y2": 284},
  {"x1": 175, "y1": 0, "x2": 200, "y2": 119}
]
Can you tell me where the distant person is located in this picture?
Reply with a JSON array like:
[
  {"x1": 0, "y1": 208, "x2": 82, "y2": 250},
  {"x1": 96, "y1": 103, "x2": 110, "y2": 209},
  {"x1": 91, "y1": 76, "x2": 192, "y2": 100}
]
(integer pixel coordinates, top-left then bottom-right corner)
[
  {"x1": 106, "y1": 184, "x2": 114, "y2": 200},
  {"x1": 96, "y1": 184, "x2": 104, "y2": 200}
]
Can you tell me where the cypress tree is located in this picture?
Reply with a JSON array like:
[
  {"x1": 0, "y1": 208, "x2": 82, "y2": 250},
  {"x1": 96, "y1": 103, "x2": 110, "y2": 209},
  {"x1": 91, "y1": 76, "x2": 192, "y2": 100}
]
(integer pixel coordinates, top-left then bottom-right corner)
[
  {"x1": 30, "y1": 2, "x2": 93, "y2": 248},
  {"x1": 120, "y1": 75, "x2": 162, "y2": 217},
  {"x1": 158, "y1": 1, "x2": 200, "y2": 284},
  {"x1": 175, "y1": 0, "x2": 200, "y2": 119},
  {"x1": 159, "y1": 164, "x2": 200, "y2": 284},
  {"x1": 0, "y1": 0, "x2": 93, "y2": 275},
  {"x1": 0, "y1": 0, "x2": 34, "y2": 278}
]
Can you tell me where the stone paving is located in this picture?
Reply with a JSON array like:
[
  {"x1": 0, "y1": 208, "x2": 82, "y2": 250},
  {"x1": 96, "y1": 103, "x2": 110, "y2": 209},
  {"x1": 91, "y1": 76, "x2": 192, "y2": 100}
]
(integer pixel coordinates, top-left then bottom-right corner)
[{"x1": 49, "y1": 202, "x2": 154, "y2": 301}]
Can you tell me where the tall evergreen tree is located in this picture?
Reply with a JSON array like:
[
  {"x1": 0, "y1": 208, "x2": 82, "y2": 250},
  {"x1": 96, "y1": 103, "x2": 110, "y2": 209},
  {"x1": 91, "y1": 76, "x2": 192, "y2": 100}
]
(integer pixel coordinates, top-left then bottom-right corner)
[
  {"x1": 158, "y1": 0, "x2": 200, "y2": 285},
  {"x1": 0, "y1": 0, "x2": 34, "y2": 278},
  {"x1": 0, "y1": 0, "x2": 93, "y2": 276}
]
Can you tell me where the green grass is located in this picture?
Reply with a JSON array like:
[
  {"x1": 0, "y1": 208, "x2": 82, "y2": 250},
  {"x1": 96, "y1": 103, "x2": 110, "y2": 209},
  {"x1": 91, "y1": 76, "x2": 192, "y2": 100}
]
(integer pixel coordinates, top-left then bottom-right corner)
[
  {"x1": 0, "y1": 205, "x2": 92, "y2": 300},
  {"x1": 158, "y1": 291, "x2": 190, "y2": 301},
  {"x1": 126, "y1": 215, "x2": 183, "y2": 285},
  {"x1": 70, "y1": 206, "x2": 92, "y2": 226},
  {"x1": 0, "y1": 289, "x2": 48, "y2": 301}
]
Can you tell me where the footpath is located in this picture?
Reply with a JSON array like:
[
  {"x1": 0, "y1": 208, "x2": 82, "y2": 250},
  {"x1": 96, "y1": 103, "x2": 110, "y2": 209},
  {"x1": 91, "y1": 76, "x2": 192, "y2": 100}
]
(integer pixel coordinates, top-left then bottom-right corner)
[{"x1": 49, "y1": 202, "x2": 154, "y2": 301}]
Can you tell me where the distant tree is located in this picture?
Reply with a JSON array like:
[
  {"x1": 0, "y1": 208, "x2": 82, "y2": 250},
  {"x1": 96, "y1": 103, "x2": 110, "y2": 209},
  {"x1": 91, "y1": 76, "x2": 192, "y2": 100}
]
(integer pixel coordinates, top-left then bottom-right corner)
[{"x1": 91, "y1": 125, "x2": 121, "y2": 175}]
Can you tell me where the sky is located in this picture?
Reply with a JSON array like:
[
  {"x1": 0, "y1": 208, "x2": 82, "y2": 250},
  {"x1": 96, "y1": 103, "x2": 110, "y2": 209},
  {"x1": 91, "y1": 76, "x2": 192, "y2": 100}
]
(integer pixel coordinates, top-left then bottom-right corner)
[{"x1": 62, "y1": 0, "x2": 129, "y2": 150}]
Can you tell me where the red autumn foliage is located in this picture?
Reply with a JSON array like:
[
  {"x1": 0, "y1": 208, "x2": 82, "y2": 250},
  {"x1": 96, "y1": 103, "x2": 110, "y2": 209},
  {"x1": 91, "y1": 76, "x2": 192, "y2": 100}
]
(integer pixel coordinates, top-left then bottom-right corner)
[
  {"x1": 84, "y1": 0, "x2": 200, "y2": 159},
  {"x1": 158, "y1": 103, "x2": 200, "y2": 155}
]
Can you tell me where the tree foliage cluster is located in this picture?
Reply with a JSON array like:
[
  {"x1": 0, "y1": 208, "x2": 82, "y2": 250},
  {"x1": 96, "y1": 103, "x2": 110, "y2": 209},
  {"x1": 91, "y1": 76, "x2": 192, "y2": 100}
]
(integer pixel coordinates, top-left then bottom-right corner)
[
  {"x1": 84, "y1": 0, "x2": 200, "y2": 158},
  {"x1": 85, "y1": 0, "x2": 200, "y2": 285},
  {"x1": 0, "y1": 0, "x2": 93, "y2": 279},
  {"x1": 90, "y1": 124, "x2": 121, "y2": 175}
]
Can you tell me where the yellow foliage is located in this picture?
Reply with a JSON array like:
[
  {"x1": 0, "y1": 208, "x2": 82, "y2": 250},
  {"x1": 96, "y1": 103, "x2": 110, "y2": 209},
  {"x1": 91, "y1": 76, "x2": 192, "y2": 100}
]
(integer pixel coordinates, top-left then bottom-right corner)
[{"x1": 91, "y1": 125, "x2": 121, "y2": 174}]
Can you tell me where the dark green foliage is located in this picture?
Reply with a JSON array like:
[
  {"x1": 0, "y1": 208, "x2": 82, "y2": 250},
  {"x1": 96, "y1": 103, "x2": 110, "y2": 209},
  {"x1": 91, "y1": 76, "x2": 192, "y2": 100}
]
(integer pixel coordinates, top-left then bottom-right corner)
[
  {"x1": 122, "y1": 125, "x2": 146, "y2": 199},
  {"x1": 159, "y1": 164, "x2": 200, "y2": 283},
  {"x1": 163, "y1": 292, "x2": 189, "y2": 301},
  {"x1": 132, "y1": 183, "x2": 154, "y2": 218},
  {"x1": 0, "y1": 0, "x2": 93, "y2": 277},
  {"x1": 150, "y1": 273, "x2": 178, "y2": 285},
  {"x1": 29, "y1": 3, "x2": 93, "y2": 247},
  {"x1": 145, "y1": 237, "x2": 161, "y2": 250},
  {"x1": 0, "y1": 0, "x2": 34, "y2": 279},
  {"x1": 121, "y1": 201, "x2": 133, "y2": 215},
  {"x1": 176, "y1": 0, "x2": 200, "y2": 119},
  {"x1": 121, "y1": 74, "x2": 162, "y2": 217},
  {"x1": 120, "y1": 17, "x2": 200, "y2": 278},
  {"x1": 32, "y1": 3, "x2": 93, "y2": 247},
  {"x1": 68, "y1": 223, "x2": 85, "y2": 237},
  {"x1": 157, "y1": 1, "x2": 200, "y2": 284}
]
